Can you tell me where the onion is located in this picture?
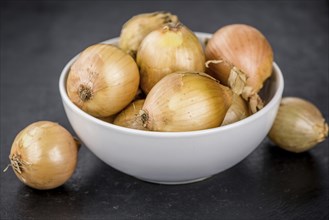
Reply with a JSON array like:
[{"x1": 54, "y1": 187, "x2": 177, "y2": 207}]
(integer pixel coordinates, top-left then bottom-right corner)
[
  {"x1": 114, "y1": 99, "x2": 148, "y2": 130},
  {"x1": 140, "y1": 72, "x2": 232, "y2": 132},
  {"x1": 119, "y1": 11, "x2": 178, "y2": 58},
  {"x1": 136, "y1": 22, "x2": 206, "y2": 94},
  {"x1": 205, "y1": 24, "x2": 273, "y2": 113},
  {"x1": 268, "y1": 97, "x2": 328, "y2": 153},
  {"x1": 222, "y1": 94, "x2": 251, "y2": 126},
  {"x1": 8, "y1": 121, "x2": 79, "y2": 190},
  {"x1": 98, "y1": 115, "x2": 116, "y2": 124},
  {"x1": 66, "y1": 44, "x2": 140, "y2": 117}
]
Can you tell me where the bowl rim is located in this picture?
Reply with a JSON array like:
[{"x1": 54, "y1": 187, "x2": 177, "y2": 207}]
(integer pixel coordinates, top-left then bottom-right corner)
[{"x1": 59, "y1": 33, "x2": 284, "y2": 138}]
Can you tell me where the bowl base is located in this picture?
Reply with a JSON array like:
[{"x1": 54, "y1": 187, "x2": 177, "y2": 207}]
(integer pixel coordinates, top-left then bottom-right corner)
[{"x1": 135, "y1": 175, "x2": 212, "y2": 185}]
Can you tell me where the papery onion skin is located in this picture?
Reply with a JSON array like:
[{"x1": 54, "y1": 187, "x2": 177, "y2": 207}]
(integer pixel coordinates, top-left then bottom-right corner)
[
  {"x1": 119, "y1": 11, "x2": 179, "y2": 58},
  {"x1": 141, "y1": 72, "x2": 232, "y2": 132},
  {"x1": 222, "y1": 94, "x2": 251, "y2": 126},
  {"x1": 66, "y1": 44, "x2": 140, "y2": 117},
  {"x1": 9, "y1": 121, "x2": 79, "y2": 190},
  {"x1": 114, "y1": 99, "x2": 148, "y2": 130},
  {"x1": 268, "y1": 97, "x2": 328, "y2": 153},
  {"x1": 136, "y1": 23, "x2": 206, "y2": 94},
  {"x1": 205, "y1": 24, "x2": 273, "y2": 96}
]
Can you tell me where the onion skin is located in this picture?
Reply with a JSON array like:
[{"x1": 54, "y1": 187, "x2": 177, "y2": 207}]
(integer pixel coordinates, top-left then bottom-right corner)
[
  {"x1": 114, "y1": 99, "x2": 148, "y2": 130},
  {"x1": 9, "y1": 121, "x2": 79, "y2": 190},
  {"x1": 205, "y1": 24, "x2": 273, "y2": 112},
  {"x1": 268, "y1": 97, "x2": 328, "y2": 153},
  {"x1": 66, "y1": 44, "x2": 140, "y2": 117},
  {"x1": 98, "y1": 115, "x2": 116, "y2": 124},
  {"x1": 136, "y1": 23, "x2": 206, "y2": 94},
  {"x1": 141, "y1": 72, "x2": 232, "y2": 132},
  {"x1": 119, "y1": 11, "x2": 178, "y2": 58},
  {"x1": 222, "y1": 94, "x2": 251, "y2": 126}
]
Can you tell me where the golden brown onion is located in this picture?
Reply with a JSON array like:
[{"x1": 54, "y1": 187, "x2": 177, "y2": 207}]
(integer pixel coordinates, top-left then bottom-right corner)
[
  {"x1": 114, "y1": 99, "x2": 148, "y2": 130},
  {"x1": 268, "y1": 97, "x2": 328, "y2": 153},
  {"x1": 119, "y1": 11, "x2": 179, "y2": 58},
  {"x1": 136, "y1": 22, "x2": 206, "y2": 94},
  {"x1": 66, "y1": 44, "x2": 140, "y2": 117},
  {"x1": 205, "y1": 24, "x2": 273, "y2": 112},
  {"x1": 222, "y1": 94, "x2": 251, "y2": 126},
  {"x1": 9, "y1": 121, "x2": 79, "y2": 190},
  {"x1": 140, "y1": 72, "x2": 232, "y2": 132},
  {"x1": 98, "y1": 115, "x2": 116, "y2": 124}
]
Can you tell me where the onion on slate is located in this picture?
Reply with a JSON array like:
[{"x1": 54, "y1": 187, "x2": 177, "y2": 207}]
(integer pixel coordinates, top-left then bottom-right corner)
[
  {"x1": 8, "y1": 121, "x2": 80, "y2": 190},
  {"x1": 268, "y1": 97, "x2": 328, "y2": 153}
]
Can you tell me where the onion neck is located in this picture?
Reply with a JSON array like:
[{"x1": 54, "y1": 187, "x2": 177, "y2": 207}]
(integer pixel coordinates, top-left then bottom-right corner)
[
  {"x1": 139, "y1": 109, "x2": 149, "y2": 128},
  {"x1": 10, "y1": 153, "x2": 24, "y2": 174},
  {"x1": 162, "y1": 22, "x2": 182, "y2": 32},
  {"x1": 320, "y1": 122, "x2": 329, "y2": 141}
]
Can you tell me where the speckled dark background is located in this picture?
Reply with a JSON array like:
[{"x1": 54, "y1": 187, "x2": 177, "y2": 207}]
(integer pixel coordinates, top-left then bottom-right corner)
[{"x1": 1, "y1": 1, "x2": 328, "y2": 219}]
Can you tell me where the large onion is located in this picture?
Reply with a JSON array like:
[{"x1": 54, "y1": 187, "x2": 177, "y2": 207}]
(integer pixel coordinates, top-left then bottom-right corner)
[
  {"x1": 8, "y1": 121, "x2": 79, "y2": 190},
  {"x1": 136, "y1": 22, "x2": 206, "y2": 94},
  {"x1": 66, "y1": 44, "x2": 140, "y2": 117},
  {"x1": 205, "y1": 24, "x2": 273, "y2": 112},
  {"x1": 140, "y1": 72, "x2": 232, "y2": 132}
]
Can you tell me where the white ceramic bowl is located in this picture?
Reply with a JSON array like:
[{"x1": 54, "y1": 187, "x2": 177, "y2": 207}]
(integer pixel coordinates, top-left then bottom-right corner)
[{"x1": 59, "y1": 33, "x2": 284, "y2": 184}]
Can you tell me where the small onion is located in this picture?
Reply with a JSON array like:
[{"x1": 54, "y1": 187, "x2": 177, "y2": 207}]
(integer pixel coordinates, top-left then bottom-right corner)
[
  {"x1": 66, "y1": 44, "x2": 140, "y2": 117},
  {"x1": 114, "y1": 99, "x2": 148, "y2": 131},
  {"x1": 8, "y1": 121, "x2": 79, "y2": 190},
  {"x1": 140, "y1": 72, "x2": 232, "y2": 132},
  {"x1": 136, "y1": 22, "x2": 206, "y2": 94},
  {"x1": 119, "y1": 11, "x2": 178, "y2": 58},
  {"x1": 222, "y1": 94, "x2": 251, "y2": 126},
  {"x1": 268, "y1": 97, "x2": 328, "y2": 153},
  {"x1": 205, "y1": 24, "x2": 273, "y2": 112}
]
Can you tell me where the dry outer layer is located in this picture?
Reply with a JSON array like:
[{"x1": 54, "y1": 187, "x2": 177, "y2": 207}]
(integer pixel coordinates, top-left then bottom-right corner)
[
  {"x1": 141, "y1": 72, "x2": 232, "y2": 132},
  {"x1": 268, "y1": 97, "x2": 328, "y2": 153}
]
